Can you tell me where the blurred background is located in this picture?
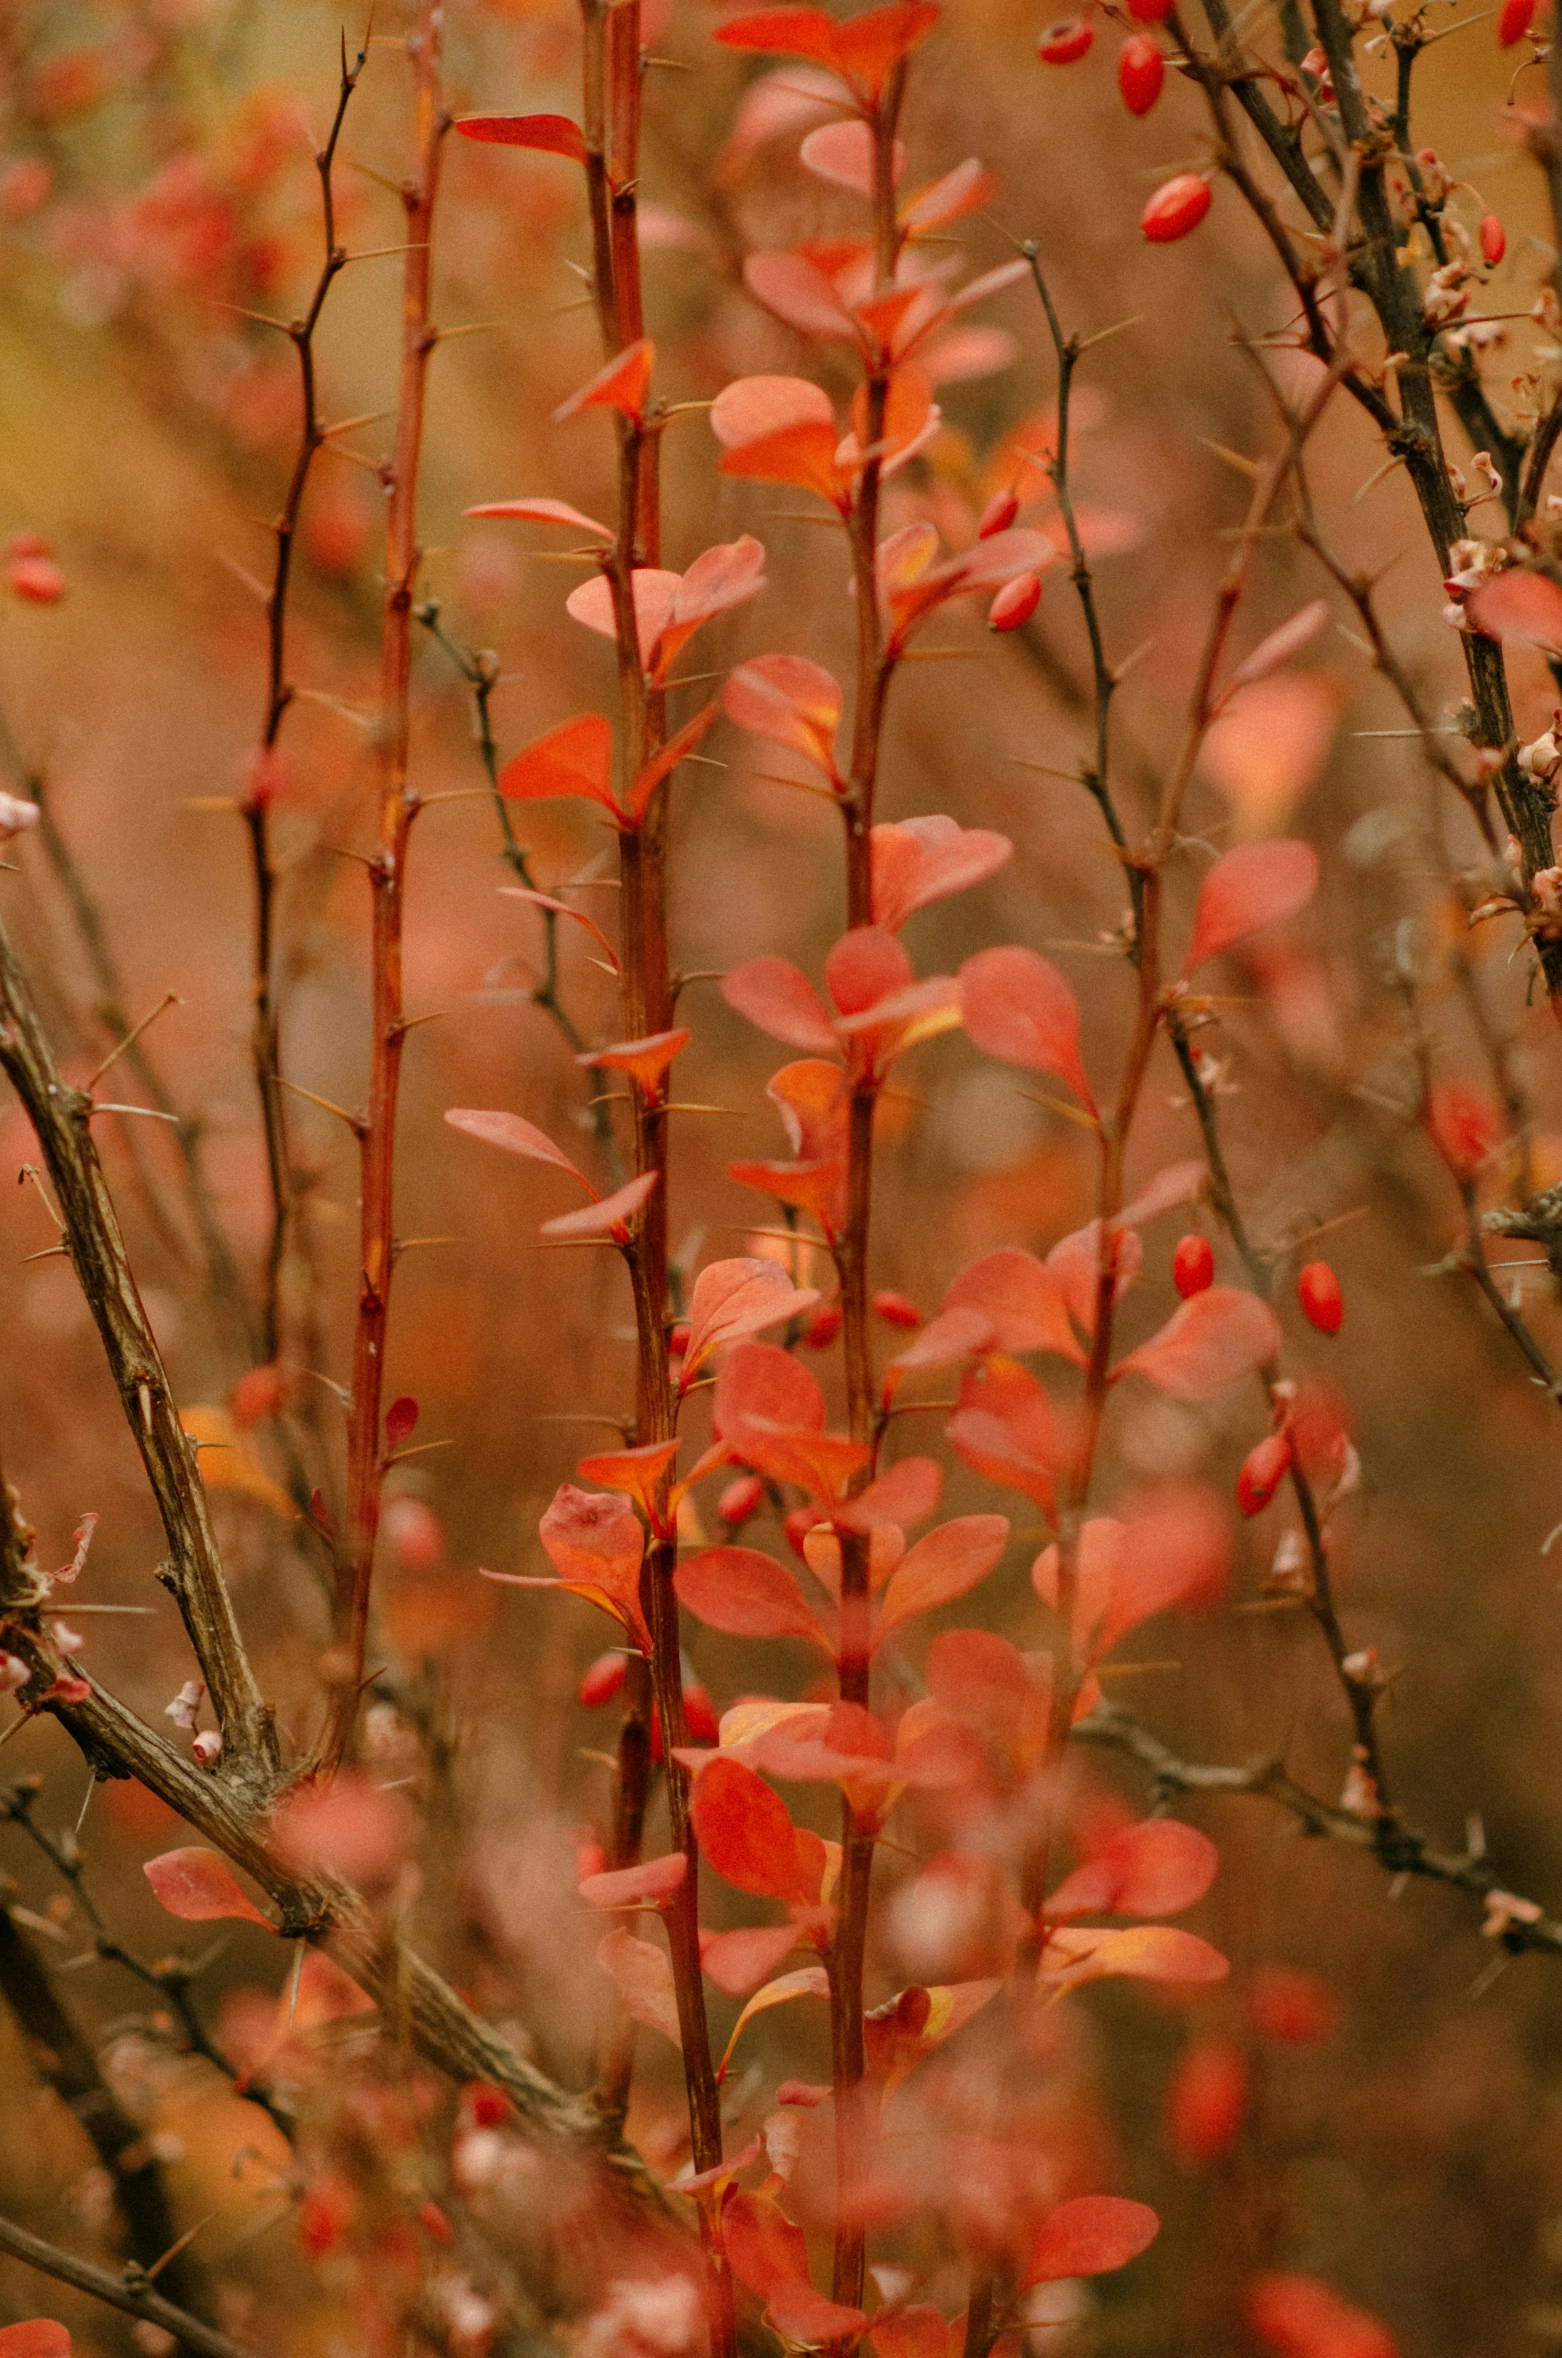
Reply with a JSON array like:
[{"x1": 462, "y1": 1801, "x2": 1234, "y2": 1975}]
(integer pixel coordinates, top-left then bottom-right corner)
[{"x1": 0, "y1": 0, "x2": 1560, "y2": 2350}]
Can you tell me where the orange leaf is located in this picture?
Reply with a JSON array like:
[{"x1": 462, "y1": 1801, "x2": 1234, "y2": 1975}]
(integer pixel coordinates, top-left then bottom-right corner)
[
  {"x1": 464, "y1": 494, "x2": 613, "y2": 540},
  {"x1": 690, "y1": 1754, "x2": 822, "y2": 1902},
  {"x1": 144, "y1": 1848, "x2": 269, "y2": 1926},
  {"x1": 870, "y1": 815, "x2": 1012, "y2": 932},
  {"x1": 724, "y1": 652, "x2": 844, "y2": 779},
  {"x1": 874, "y1": 1514, "x2": 1010, "y2": 1645},
  {"x1": 579, "y1": 1852, "x2": 688, "y2": 1910},
  {"x1": 444, "y1": 1107, "x2": 590, "y2": 1190},
  {"x1": 717, "y1": 1963, "x2": 830, "y2": 2076},
  {"x1": 497, "y1": 714, "x2": 618, "y2": 814},
  {"x1": 1043, "y1": 1923, "x2": 1231, "y2": 1989},
  {"x1": 800, "y1": 118, "x2": 903, "y2": 194},
  {"x1": 623, "y1": 700, "x2": 720, "y2": 825},
  {"x1": 539, "y1": 1170, "x2": 659, "y2": 1239},
  {"x1": 682, "y1": 1256, "x2": 821, "y2": 1381},
  {"x1": 722, "y1": 956, "x2": 838, "y2": 1053},
  {"x1": 498, "y1": 886, "x2": 620, "y2": 973},
  {"x1": 1047, "y1": 1819, "x2": 1218, "y2": 1921},
  {"x1": 1247, "y1": 2272, "x2": 1400, "y2": 2358},
  {"x1": 1184, "y1": 840, "x2": 1319, "y2": 973},
  {"x1": 455, "y1": 112, "x2": 588, "y2": 160},
  {"x1": 575, "y1": 1438, "x2": 679, "y2": 1525},
  {"x1": 0, "y1": 2329, "x2": 71, "y2": 2358},
  {"x1": 554, "y1": 337, "x2": 655, "y2": 424},
  {"x1": 675, "y1": 1546, "x2": 834, "y2": 1648},
  {"x1": 577, "y1": 1028, "x2": 691, "y2": 1093},
  {"x1": 720, "y1": 418, "x2": 847, "y2": 505},
  {"x1": 943, "y1": 1248, "x2": 1084, "y2": 1362},
  {"x1": 711, "y1": 373, "x2": 835, "y2": 447}
]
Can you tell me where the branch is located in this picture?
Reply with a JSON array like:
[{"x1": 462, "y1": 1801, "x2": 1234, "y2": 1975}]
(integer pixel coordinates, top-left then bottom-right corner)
[
  {"x1": 0, "y1": 2209, "x2": 251, "y2": 2358},
  {"x1": 1073, "y1": 1701, "x2": 1562, "y2": 1959},
  {"x1": 0, "y1": 912, "x2": 278, "y2": 1786}
]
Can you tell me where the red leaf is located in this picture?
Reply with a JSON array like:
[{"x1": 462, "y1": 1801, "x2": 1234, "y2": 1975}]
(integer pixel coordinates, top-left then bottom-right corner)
[
  {"x1": 578, "y1": 1852, "x2": 688, "y2": 1910},
  {"x1": 493, "y1": 1481, "x2": 652, "y2": 1650},
  {"x1": 1036, "y1": 1484, "x2": 1231, "y2": 1662},
  {"x1": 769, "y1": 2285, "x2": 871, "y2": 2345},
  {"x1": 653, "y1": 536, "x2": 769, "y2": 681},
  {"x1": 539, "y1": 1170, "x2": 659, "y2": 1238},
  {"x1": 675, "y1": 1546, "x2": 833, "y2": 1647},
  {"x1": 830, "y1": 0, "x2": 941, "y2": 93},
  {"x1": 683, "y1": 1257, "x2": 821, "y2": 1382},
  {"x1": 943, "y1": 1247, "x2": 1084, "y2": 1362},
  {"x1": 902, "y1": 156, "x2": 998, "y2": 231},
  {"x1": 723, "y1": 652, "x2": 844, "y2": 778},
  {"x1": 1184, "y1": 840, "x2": 1319, "y2": 973},
  {"x1": 498, "y1": 887, "x2": 620, "y2": 973},
  {"x1": 444, "y1": 1108, "x2": 589, "y2": 1188},
  {"x1": 960, "y1": 945, "x2": 1096, "y2": 1112},
  {"x1": 948, "y1": 1361, "x2": 1061, "y2": 1512},
  {"x1": 575, "y1": 1439, "x2": 679, "y2": 1525},
  {"x1": 554, "y1": 337, "x2": 655, "y2": 424},
  {"x1": 743, "y1": 247, "x2": 859, "y2": 339},
  {"x1": 888, "y1": 1306, "x2": 994, "y2": 1373},
  {"x1": 690, "y1": 1754, "x2": 820, "y2": 1902},
  {"x1": 720, "y1": 418, "x2": 846, "y2": 504},
  {"x1": 464, "y1": 494, "x2": 612, "y2": 540},
  {"x1": 1023, "y1": 2196, "x2": 1159, "y2": 2287},
  {"x1": 144, "y1": 1847, "x2": 270, "y2": 1926},
  {"x1": 833, "y1": 1454, "x2": 942, "y2": 1533},
  {"x1": 0, "y1": 2328, "x2": 72, "y2": 2358},
  {"x1": 1246, "y1": 2272, "x2": 1400, "y2": 2358},
  {"x1": 875, "y1": 1514, "x2": 1010, "y2": 1645},
  {"x1": 496, "y1": 713, "x2": 617, "y2": 813},
  {"x1": 1115, "y1": 1285, "x2": 1280, "y2": 1396},
  {"x1": 1047, "y1": 1819, "x2": 1219, "y2": 1921},
  {"x1": 824, "y1": 925, "x2": 913, "y2": 1015},
  {"x1": 455, "y1": 112, "x2": 588, "y2": 160},
  {"x1": 721, "y1": 957, "x2": 838, "y2": 1052}
]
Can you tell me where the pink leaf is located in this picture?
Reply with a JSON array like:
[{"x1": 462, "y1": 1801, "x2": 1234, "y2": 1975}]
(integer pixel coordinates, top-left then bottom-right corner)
[
  {"x1": 743, "y1": 248, "x2": 858, "y2": 339},
  {"x1": 675, "y1": 1547, "x2": 833, "y2": 1647},
  {"x1": 579, "y1": 1852, "x2": 689, "y2": 1911},
  {"x1": 144, "y1": 1848, "x2": 269, "y2": 1926},
  {"x1": 825, "y1": 925, "x2": 913, "y2": 1014},
  {"x1": 1023, "y1": 2196, "x2": 1159, "y2": 2287},
  {"x1": 874, "y1": 1514, "x2": 1011, "y2": 1645},
  {"x1": 464, "y1": 495, "x2": 612, "y2": 540},
  {"x1": 721, "y1": 957, "x2": 839, "y2": 1053},
  {"x1": 943, "y1": 1248, "x2": 1084, "y2": 1362},
  {"x1": 888, "y1": 1305, "x2": 995, "y2": 1372},
  {"x1": 799, "y1": 119, "x2": 904, "y2": 194},
  {"x1": 1223, "y1": 599, "x2": 1330, "y2": 694},
  {"x1": 1466, "y1": 565, "x2": 1562, "y2": 653},
  {"x1": 870, "y1": 815, "x2": 1012, "y2": 932},
  {"x1": 668, "y1": 534, "x2": 770, "y2": 629},
  {"x1": 723, "y1": 652, "x2": 844, "y2": 778},
  {"x1": 1185, "y1": 840, "x2": 1319, "y2": 973},
  {"x1": 539, "y1": 1171, "x2": 659, "y2": 1238},
  {"x1": 960, "y1": 945, "x2": 1096, "y2": 1112},
  {"x1": 711, "y1": 374, "x2": 835, "y2": 449},
  {"x1": 683, "y1": 1258, "x2": 821, "y2": 1382},
  {"x1": 596, "y1": 1927, "x2": 681, "y2": 2045},
  {"x1": 700, "y1": 1922, "x2": 800, "y2": 1994},
  {"x1": 1116, "y1": 1285, "x2": 1281, "y2": 1397},
  {"x1": 902, "y1": 157, "x2": 999, "y2": 231},
  {"x1": 444, "y1": 1108, "x2": 589, "y2": 1188},
  {"x1": 566, "y1": 568, "x2": 682, "y2": 663}
]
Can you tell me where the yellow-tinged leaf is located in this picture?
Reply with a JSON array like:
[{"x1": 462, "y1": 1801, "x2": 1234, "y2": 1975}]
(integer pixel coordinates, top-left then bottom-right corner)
[
  {"x1": 718, "y1": 1964, "x2": 830, "y2": 2077},
  {"x1": 180, "y1": 1407, "x2": 295, "y2": 1518}
]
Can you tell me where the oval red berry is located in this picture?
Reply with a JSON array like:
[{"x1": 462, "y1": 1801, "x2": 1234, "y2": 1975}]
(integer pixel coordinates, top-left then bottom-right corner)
[
  {"x1": 1119, "y1": 34, "x2": 1163, "y2": 114},
  {"x1": 578, "y1": 1651, "x2": 627, "y2": 1709},
  {"x1": 1498, "y1": 0, "x2": 1535, "y2": 43},
  {"x1": 1297, "y1": 1261, "x2": 1343, "y2": 1335},
  {"x1": 1038, "y1": 16, "x2": 1094, "y2": 62},
  {"x1": 1237, "y1": 1432, "x2": 1292, "y2": 1516},
  {"x1": 1172, "y1": 1233, "x2": 1215, "y2": 1298},
  {"x1": 977, "y1": 487, "x2": 1019, "y2": 539},
  {"x1": 1480, "y1": 212, "x2": 1506, "y2": 266},
  {"x1": 988, "y1": 571, "x2": 1042, "y2": 632},
  {"x1": 1142, "y1": 173, "x2": 1211, "y2": 243}
]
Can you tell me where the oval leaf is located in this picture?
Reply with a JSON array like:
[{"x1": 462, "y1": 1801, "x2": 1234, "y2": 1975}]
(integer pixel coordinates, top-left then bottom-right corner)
[
  {"x1": 1023, "y1": 2195, "x2": 1159, "y2": 2288},
  {"x1": 1184, "y1": 840, "x2": 1319, "y2": 974},
  {"x1": 144, "y1": 1848, "x2": 270, "y2": 1927}
]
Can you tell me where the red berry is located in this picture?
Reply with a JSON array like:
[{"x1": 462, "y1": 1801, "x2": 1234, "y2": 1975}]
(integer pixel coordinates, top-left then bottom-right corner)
[
  {"x1": 988, "y1": 571, "x2": 1042, "y2": 632},
  {"x1": 1141, "y1": 173, "x2": 1212, "y2": 243},
  {"x1": 1126, "y1": 0, "x2": 1172, "y2": 21},
  {"x1": 1480, "y1": 212, "x2": 1506, "y2": 266},
  {"x1": 467, "y1": 2084, "x2": 512, "y2": 2128},
  {"x1": 1246, "y1": 1964, "x2": 1336, "y2": 2045},
  {"x1": 873, "y1": 1289, "x2": 923, "y2": 1329},
  {"x1": 1237, "y1": 1432, "x2": 1292, "y2": 1516},
  {"x1": 1297, "y1": 1261, "x2": 1343, "y2": 1335},
  {"x1": 718, "y1": 1473, "x2": 764, "y2": 1526},
  {"x1": 977, "y1": 487, "x2": 1019, "y2": 538},
  {"x1": 578, "y1": 1651, "x2": 627, "y2": 1709},
  {"x1": 1038, "y1": 15, "x2": 1093, "y2": 62},
  {"x1": 668, "y1": 1324, "x2": 690, "y2": 1359},
  {"x1": 1172, "y1": 1232, "x2": 1215, "y2": 1299},
  {"x1": 803, "y1": 1303, "x2": 842, "y2": 1349},
  {"x1": 1499, "y1": 0, "x2": 1535, "y2": 43},
  {"x1": 7, "y1": 553, "x2": 63, "y2": 603},
  {"x1": 1118, "y1": 33, "x2": 1164, "y2": 114},
  {"x1": 784, "y1": 1504, "x2": 827, "y2": 1558},
  {"x1": 1166, "y1": 2040, "x2": 1248, "y2": 2165},
  {"x1": 7, "y1": 532, "x2": 49, "y2": 559}
]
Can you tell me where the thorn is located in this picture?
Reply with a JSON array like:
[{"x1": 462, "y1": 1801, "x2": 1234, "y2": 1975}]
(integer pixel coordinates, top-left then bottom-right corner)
[
  {"x1": 86, "y1": 992, "x2": 182, "y2": 1090},
  {"x1": 277, "y1": 1077, "x2": 366, "y2": 1136}
]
